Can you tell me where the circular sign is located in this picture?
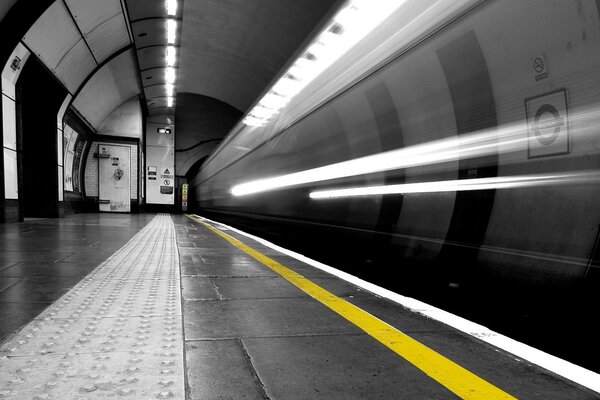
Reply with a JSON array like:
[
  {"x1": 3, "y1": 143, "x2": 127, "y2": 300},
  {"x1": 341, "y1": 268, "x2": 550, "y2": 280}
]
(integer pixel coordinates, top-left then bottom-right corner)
[
  {"x1": 533, "y1": 104, "x2": 563, "y2": 145},
  {"x1": 164, "y1": 179, "x2": 171, "y2": 185},
  {"x1": 533, "y1": 57, "x2": 545, "y2": 73}
]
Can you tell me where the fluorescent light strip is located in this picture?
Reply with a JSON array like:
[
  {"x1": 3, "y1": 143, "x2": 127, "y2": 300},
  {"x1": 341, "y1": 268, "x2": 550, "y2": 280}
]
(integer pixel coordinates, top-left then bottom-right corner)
[
  {"x1": 310, "y1": 171, "x2": 600, "y2": 199},
  {"x1": 167, "y1": 19, "x2": 177, "y2": 44},
  {"x1": 193, "y1": 214, "x2": 600, "y2": 395},
  {"x1": 242, "y1": 0, "x2": 408, "y2": 127},
  {"x1": 166, "y1": 83, "x2": 174, "y2": 97},
  {"x1": 165, "y1": 67, "x2": 176, "y2": 84},
  {"x1": 166, "y1": 0, "x2": 177, "y2": 16},
  {"x1": 167, "y1": 96, "x2": 174, "y2": 107},
  {"x1": 166, "y1": 46, "x2": 176, "y2": 66}
]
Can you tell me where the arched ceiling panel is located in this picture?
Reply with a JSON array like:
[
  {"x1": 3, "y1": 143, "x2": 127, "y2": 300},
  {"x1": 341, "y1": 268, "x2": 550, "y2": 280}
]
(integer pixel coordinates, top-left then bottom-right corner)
[
  {"x1": 64, "y1": 0, "x2": 121, "y2": 33},
  {"x1": 97, "y1": 96, "x2": 142, "y2": 138},
  {"x1": 138, "y1": 46, "x2": 176, "y2": 70},
  {"x1": 131, "y1": 19, "x2": 173, "y2": 49},
  {"x1": 178, "y1": 0, "x2": 339, "y2": 112},
  {"x1": 148, "y1": 97, "x2": 169, "y2": 110},
  {"x1": 144, "y1": 84, "x2": 168, "y2": 100},
  {"x1": 64, "y1": 0, "x2": 131, "y2": 63},
  {"x1": 141, "y1": 67, "x2": 165, "y2": 85},
  {"x1": 23, "y1": 1, "x2": 85, "y2": 70},
  {"x1": 72, "y1": 49, "x2": 141, "y2": 129},
  {"x1": 54, "y1": 39, "x2": 97, "y2": 93},
  {"x1": 85, "y1": 14, "x2": 131, "y2": 63}
]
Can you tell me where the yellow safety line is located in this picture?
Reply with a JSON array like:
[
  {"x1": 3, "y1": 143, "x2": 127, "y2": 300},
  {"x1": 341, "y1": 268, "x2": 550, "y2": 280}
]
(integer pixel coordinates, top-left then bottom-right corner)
[{"x1": 186, "y1": 214, "x2": 516, "y2": 400}]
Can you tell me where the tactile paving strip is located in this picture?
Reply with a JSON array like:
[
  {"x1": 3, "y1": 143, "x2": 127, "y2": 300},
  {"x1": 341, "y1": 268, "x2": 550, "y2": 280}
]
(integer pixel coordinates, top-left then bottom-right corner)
[{"x1": 0, "y1": 214, "x2": 184, "y2": 399}]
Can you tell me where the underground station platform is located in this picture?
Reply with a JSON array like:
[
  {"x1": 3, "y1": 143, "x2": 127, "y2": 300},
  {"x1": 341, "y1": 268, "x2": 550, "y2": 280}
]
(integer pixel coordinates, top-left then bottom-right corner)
[{"x1": 0, "y1": 213, "x2": 598, "y2": 399}]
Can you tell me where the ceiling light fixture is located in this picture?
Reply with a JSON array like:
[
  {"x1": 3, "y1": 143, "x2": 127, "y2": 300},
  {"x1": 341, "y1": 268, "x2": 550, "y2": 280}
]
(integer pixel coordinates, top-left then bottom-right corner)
[
  {"x1": 166, "y1": 0, "x2": 177, "y2": 16},
  {"x1": 166, "y1": 19, "x2": 177, "y2": 44},
  {"x1": 166, "y1": 83, "x2": 174, "y2": 97},
  {"x1": 166, "y1": 46, "x2": 176, "y2": 66},
  {"x1": 165, "y1": 67, "x2": 176, "y2": 84},
  {"x1": 242, "y1": 0, "x2": 407, "y2": 127}
]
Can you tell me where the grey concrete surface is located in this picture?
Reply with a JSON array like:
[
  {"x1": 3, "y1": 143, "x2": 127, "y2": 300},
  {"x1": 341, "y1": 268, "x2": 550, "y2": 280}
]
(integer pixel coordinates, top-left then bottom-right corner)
[{"x1": 174, "y1": 214, "x2": 600, "y2": 400}]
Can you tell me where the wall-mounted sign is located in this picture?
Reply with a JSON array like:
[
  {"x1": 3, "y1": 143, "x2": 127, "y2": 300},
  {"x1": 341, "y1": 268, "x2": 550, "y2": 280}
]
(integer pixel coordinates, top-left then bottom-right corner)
[
  {"x1": 182, "y1": 184, "x2": 188, "y2": 212},
  {"x1": 532, "y1": 54, "x2": 548, "y2": 81},
  {"x1": 525, "y1": 89, "x2": 569, "y2": 158}
]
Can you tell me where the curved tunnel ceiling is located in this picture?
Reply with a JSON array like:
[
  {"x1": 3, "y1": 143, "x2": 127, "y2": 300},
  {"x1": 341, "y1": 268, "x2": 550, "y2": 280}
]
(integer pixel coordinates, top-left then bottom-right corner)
[
  {"x1": 6, "y1": 0, "x2": 340, "y2": 132},
  {"x1": 21, "y1": 0, "x2": 135, "y2": 129},
  {"x1": 72, "y1": 49, "x2": 141, "y2": 129},
  {"x1": 178, "y1": 0, "x2": 340, "y2": 113}
]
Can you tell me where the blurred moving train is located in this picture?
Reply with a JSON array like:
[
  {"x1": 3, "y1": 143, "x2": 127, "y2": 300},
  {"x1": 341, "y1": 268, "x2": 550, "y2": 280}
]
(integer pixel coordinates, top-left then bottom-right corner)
[{"x1": 190, "y1": 0, "x2": 600, "y2": 368}]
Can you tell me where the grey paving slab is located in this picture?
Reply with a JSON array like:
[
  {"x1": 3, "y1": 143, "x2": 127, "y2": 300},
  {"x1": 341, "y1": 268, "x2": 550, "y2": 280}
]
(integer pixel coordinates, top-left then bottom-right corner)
[
  {"x1": 344, "y1": 295, "x2": 456, "y2": 333},
  {"x1": 308, "y1": 277, "x2": 375, "y2": 299},
  {"x1": 259, "y1": 254, "x2": 340, "y2": 278},
  {"x1": 0, "y1": 252, "x2": 75, "y2": 264},
  {"x1": 181, "y1": 276, "x2": 219, "y2": 300},
  {"x1": 244, "y1": 335, "x2": 457, "y2": 400},
  {"x1": 185, "y1": 340, "x2": 265, "y2": 400},
  {"x1": 0, "y1": 276, "x2": 84, "y2": 303},
  {"x1": 212, "y1": 276, "x2": 308, "y2": 299},
  {"x1": 180, "y1": 261, "x2": 276, "y2": 277},
  {"x1": 193, "y1": 254, "x2": 258, "y2": 265},
  {"x1": 183, "y1": 297, "x2": 363, "y2": 340},
  {"x1": 0, "y1": 262, "x2": 95, "y2": 278}
]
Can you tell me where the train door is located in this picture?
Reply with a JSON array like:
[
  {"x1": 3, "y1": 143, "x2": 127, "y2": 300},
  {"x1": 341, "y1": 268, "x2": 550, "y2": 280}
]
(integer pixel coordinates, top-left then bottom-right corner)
[{"x1": 98, "y1": 144, "x2": 131, "y2": 212}]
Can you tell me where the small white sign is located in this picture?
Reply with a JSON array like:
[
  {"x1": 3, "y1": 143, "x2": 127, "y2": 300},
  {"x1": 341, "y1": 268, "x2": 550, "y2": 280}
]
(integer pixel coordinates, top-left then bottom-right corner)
[
  {"x1": 532, "y1": 54, "x2": 549, "y2": 81},
  {"x1": 525, "y1": 89, "x2": 569, "y2": 158}
]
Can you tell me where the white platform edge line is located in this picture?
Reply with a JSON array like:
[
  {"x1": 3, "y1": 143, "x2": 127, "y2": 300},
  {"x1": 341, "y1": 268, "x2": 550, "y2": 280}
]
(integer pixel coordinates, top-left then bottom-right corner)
[{"x1": 192, "y1": 214, "x2": 600, "y2": 395}]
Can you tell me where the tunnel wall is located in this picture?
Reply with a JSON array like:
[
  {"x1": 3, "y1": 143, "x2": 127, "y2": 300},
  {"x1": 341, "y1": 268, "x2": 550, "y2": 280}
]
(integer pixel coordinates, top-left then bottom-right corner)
[{"x1": 175, "y1": 93, "x2": 242, "y2": 177}]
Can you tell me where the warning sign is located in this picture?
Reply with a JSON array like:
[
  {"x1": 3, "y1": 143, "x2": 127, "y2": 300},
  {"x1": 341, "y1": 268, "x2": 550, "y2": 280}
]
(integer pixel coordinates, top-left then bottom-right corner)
[
  {"x1": 164, "y1": 168, "x2": 171, "y2": 175},
  {"x1": 525, "y1": 89, "x2": 569, "y2": 158},
  {"x1": 532, "y1": 54, "x2": 549, "y2": 81}
]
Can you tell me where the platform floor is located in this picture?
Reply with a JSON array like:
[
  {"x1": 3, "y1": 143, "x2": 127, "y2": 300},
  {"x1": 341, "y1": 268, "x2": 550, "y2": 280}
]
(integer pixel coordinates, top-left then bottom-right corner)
[{"x1": 0, "y1": 213, "x2": 598, "y2": 399}]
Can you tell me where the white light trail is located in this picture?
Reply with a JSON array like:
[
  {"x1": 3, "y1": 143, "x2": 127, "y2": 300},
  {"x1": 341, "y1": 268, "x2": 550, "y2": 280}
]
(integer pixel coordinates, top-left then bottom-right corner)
[
  {"x1": 167, "y1": 96, "x2": 174, "y2": 107},
  {"x1": 230, "y1": 123, "x2": 528, "y2": 196},
  {"x1": 309, "y1": 171, "x2": 600, "y2": 199},
  {"x1": 230, "y1": 106, "x2": 600, "y2": 196}
]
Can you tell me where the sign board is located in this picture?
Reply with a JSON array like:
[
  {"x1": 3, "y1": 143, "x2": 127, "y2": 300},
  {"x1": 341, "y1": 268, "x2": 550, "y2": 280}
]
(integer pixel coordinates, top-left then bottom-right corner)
[
  {"x1": 182, "y1": 184, "x2": 188, "y2": 212},
  {"x1": 532, "y1": 54, "x2": 549, "y2": 81},
  {"x1": 525, "y1": 89, "x2": 569, "y2": 158}
]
